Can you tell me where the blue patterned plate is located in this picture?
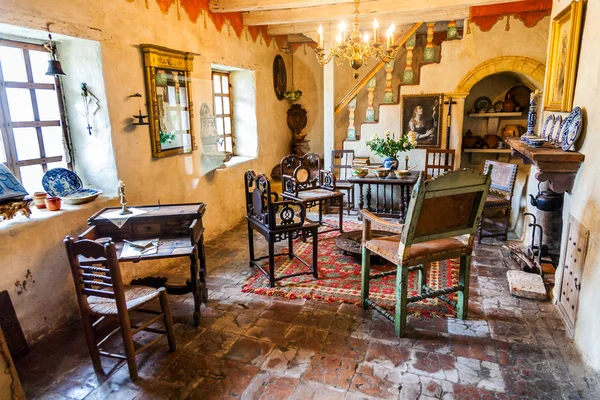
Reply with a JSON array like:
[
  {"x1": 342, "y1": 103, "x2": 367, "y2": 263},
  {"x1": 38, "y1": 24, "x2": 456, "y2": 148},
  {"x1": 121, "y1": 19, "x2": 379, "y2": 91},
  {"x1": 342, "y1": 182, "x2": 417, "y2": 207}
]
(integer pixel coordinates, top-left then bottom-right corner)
[
  {"x1": 42, "y1": 168, "x2": 83, "y2": 197},
  {"x1": 541, "y1": 115, "x2": 554, "y2": 140},
  {"x1": 61, "y1": 188, "x2": 103, "y2": 205},
  {"x1": 561, "y1": 107, "x2": 583, "y2": 151}
]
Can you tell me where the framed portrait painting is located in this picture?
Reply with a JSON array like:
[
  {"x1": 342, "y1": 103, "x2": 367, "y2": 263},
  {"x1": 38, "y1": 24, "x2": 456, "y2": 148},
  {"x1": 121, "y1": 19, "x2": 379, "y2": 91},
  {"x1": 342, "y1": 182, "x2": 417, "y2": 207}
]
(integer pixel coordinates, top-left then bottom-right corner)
[
  {"x1": 544, "y1": 0, "x2": 584, "y2": 112},
  {"x1": 401, "y1": 93, "x2": 443, "y2": 148}
]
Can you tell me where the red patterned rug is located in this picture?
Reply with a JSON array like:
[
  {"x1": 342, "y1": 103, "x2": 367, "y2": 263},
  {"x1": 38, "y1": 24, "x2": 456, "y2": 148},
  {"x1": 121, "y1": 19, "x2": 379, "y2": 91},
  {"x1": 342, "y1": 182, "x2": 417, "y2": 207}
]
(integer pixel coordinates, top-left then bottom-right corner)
[{"x1": 242, "y1": 221, "x2": 459, "y2": 318}]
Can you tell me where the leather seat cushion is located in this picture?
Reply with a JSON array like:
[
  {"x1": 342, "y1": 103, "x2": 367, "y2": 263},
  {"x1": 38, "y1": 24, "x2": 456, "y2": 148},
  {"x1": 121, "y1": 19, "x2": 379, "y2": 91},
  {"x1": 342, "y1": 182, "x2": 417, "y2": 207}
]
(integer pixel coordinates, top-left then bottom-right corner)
[
  {"x1": 365, "y1": 235, "x2": 469, "y2": 263},
  {"x1": 292, "y1": 189, "x2": 343, "y2": 201}
]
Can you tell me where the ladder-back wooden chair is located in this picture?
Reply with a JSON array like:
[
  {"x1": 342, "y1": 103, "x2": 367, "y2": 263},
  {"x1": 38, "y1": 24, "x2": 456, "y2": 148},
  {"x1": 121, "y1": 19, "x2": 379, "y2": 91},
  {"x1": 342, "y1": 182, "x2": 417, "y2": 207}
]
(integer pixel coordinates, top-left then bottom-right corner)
[
  {"x1": 245, "y1": 170, "x2": 319, "y2": 287},
  {"x1": 281, "y1": 152, "x2": 344, "y2": 234},
  {"x1": 64, "y1": 237, "x2": 176, "y2": 381},
  {"x1": 361, "y1": 168, "x2": 492, "y2": 337},
  {"x1": 425, "y1": 149, "x2": 455, "y2": 178},
  {"x1": 478, "y1": 160, "x2": 519, "y2": 242},
  {"x1": 330, "y1": 150, "x2": 355, "y2": 215}
]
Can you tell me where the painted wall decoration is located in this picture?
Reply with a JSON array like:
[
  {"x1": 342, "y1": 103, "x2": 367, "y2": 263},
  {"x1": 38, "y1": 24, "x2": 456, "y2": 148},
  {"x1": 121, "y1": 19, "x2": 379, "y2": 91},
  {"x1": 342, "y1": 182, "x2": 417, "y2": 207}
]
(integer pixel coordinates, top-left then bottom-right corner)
[
  {"x1": 401, "y1": 94, "x2": 443, "y2": 149},
  {"x1": 470, "y1": 0, "x2": 551, "y2": 32},
  {"x1": 544, "y1": 0, "x2": 584, "y2": 112}
]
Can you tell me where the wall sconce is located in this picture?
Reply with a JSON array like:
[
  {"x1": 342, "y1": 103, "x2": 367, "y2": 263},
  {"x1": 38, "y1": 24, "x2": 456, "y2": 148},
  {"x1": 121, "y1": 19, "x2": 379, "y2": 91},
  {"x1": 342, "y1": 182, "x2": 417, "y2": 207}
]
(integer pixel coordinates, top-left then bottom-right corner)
[
  {"x1": 129, "y1": 93, "x2": 148, "y2": 125},
  {"x1": 44, "y1": 27, "x2": 65, "y2": 76}
]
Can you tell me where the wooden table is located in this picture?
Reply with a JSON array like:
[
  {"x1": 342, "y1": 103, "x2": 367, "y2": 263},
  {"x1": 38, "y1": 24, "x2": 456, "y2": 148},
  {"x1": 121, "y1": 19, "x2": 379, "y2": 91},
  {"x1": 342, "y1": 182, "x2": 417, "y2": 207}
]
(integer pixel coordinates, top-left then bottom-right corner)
[
  {"x1": 78, "y1": 203, "x2": 207, "y2": 326},
  {"x1": 348, "y1": 171, "x2": 420, "y2": 221}
]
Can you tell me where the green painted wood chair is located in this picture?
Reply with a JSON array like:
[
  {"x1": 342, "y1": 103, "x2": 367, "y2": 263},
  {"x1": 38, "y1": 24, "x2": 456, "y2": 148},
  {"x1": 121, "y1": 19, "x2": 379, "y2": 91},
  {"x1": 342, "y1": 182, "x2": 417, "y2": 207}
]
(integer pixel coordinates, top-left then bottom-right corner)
[{"x1": 361, "y1": 168, "x2": 492, "y2": 337}]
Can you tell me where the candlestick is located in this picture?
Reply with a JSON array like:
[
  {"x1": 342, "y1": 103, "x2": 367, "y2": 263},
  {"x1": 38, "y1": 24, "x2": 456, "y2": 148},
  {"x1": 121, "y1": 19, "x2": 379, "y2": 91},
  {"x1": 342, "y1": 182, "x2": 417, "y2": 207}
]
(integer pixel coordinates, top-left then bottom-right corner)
[
  {"x1": 317, "y1": 25, "x2": 323, "y2": 48},
  {"x1": 373, "y1": 18, "x2": 379, "y2": 44},
  {"x1": 118, "y1": 180, "x2": 132, "y2": 215},
  {"x1": 405, "y1": 155, "x2": 409, "y2": 170},
  {"x1": 340, "y1": 20, "x2": 346, "y2": 43}
]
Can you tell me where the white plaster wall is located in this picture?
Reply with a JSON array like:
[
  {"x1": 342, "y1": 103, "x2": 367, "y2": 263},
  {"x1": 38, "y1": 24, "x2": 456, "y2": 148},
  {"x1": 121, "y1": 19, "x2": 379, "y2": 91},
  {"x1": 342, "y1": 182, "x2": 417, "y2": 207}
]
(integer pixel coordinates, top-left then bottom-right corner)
[
  {"x1": 537, "y1": 0, "x2": 600, "y2": 372},
  {"x1": 0, "y1": 0, "x2": 323, "y2": 343}
]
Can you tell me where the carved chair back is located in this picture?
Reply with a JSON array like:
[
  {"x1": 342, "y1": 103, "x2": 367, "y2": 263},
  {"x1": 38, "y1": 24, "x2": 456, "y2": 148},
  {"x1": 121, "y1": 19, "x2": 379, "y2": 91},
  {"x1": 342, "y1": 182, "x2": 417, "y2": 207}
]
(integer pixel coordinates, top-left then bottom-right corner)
[
  {"x1": 483, "y1": 160, "x2": 518, "y2": 200},
  {"x1": 245, "y1": 170, "x2": 305, "y2": 231},
  {"x1": 281, "y1": 153, "x2": 336, "y2": 196},
  {"x1": 64, "y1": 237, "x2": 127, "y2": 313},
  {"x1": 331, "y1": 150, "x2": 354, "y2": 182},
  {"x1": 398, "y1": 169, "x2": 492, "y2": 261},
  {"x1": 425, "y1": 149, "x2": 455, "y2": 178}
]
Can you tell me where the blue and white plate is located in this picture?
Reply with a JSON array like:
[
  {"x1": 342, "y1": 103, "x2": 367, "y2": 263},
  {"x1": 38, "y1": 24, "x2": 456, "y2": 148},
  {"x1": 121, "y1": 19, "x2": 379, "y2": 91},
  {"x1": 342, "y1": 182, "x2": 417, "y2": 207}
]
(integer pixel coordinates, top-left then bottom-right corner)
[
  {"x1": 541, "y1": 115, "x2": 554, "y2": 140},
  {"x1": 61, "y1": 188, "x2": 103, "y2": 205},
  {"x1": 561, "y1": 107, "x2": 583, "y2": 151},
  {"x1": 42, "y1": 168, "x2": 83, "y2": 197}
]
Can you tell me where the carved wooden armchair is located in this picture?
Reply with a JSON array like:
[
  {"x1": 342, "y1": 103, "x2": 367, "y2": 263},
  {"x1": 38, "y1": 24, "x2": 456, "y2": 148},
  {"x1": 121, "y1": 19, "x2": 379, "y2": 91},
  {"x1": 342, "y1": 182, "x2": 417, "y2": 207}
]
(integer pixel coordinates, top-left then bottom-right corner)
[
  {"x1": 245, "y1": 170, "x2": 319, "y2": 287},
  {"x1": 361, "y1": 168, "x2": 492, "y2": 337},
  {"x1": 425, "y1": 148, "x2": 455, "y2": 178},
  {"x1": 281, "y1": 153, "x2": 344, "y2": 234},
  {"x1": 478, "y1": 160, "x2": 519, "y2": 242}
]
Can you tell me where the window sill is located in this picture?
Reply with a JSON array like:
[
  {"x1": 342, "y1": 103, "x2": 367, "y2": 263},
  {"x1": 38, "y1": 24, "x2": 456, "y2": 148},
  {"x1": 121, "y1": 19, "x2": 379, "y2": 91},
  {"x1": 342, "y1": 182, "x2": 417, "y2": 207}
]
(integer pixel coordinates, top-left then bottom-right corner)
[
  {"x1": 220, "y1": 156, "x2": 255, "y2": 170},
  {"x1": 0, "y1": 196, "x2": 117, "y2": 233}
]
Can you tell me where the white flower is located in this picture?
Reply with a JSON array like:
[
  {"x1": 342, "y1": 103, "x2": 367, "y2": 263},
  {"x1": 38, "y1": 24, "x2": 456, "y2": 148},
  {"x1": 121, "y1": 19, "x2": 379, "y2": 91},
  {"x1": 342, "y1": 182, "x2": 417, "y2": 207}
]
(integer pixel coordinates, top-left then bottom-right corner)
[
  {"x1": 385, "y1": 130, "x2": 391, "y2": 136},
  {"x1": 370, "y1": 134, "x2": 378, "y2": 141},
  {"x1": 403, "y1": 142, "x2": 409, "y2": 148}
]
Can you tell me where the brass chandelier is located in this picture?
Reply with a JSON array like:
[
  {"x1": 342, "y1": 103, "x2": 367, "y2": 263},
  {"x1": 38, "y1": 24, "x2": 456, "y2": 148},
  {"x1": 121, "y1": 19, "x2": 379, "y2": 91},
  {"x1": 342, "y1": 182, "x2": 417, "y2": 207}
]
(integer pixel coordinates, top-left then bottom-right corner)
[{"x1": 315, "y1": 0, "x2": 399, "y2": 79}]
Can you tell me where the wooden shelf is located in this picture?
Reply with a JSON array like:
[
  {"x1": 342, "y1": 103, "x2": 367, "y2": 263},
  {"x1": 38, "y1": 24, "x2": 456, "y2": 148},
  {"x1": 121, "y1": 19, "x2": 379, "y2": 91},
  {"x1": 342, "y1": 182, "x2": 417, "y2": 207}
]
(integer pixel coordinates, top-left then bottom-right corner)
[
  {"x1": 505, "y1": 137, "x2": 585, "y2": 193},
  {"x1": 468, "y1": 112, "x2": 524, "y2": 118},
  {"x1": 463, "y1": 149, "x2": 512, "y2": 153}
]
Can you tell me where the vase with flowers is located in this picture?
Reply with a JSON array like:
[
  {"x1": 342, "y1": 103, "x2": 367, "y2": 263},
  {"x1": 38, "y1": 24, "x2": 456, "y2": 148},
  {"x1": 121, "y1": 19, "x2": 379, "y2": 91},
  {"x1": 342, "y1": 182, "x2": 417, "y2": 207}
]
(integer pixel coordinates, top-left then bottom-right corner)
[{"x1": 366, "y1": 131, "x2": 417, "y2": 171}]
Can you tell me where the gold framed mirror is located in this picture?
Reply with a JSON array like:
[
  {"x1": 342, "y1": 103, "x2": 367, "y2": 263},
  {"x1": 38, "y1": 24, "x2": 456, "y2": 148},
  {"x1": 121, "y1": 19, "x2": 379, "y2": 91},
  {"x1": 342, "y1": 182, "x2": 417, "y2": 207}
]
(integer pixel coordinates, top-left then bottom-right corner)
[{"x1": 140, "y1": 44, "x2": 197, "y2": 158}]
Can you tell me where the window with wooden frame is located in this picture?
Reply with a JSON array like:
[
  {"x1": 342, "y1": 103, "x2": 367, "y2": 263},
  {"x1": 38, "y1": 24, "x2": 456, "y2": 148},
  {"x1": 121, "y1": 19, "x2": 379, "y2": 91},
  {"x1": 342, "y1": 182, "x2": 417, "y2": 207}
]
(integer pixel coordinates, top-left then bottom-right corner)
[
  {"x1": 211, "y1": 71, "x2": 234, "y2": 154},
  {"x1": 0, "y1": 39, "x2": 70, "y2": 193}
]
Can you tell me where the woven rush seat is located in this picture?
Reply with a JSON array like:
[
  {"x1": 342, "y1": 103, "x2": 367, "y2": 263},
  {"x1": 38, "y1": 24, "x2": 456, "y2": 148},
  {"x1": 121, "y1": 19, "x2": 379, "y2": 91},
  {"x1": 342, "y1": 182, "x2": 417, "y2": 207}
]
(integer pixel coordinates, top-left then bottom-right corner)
[
  {"x1": 365, "y1": 234, "x2": 469, "y2": 263},
  {"x1": 88, "y1": 286, "x2": 161, "y2": 315},
  {"x1": 484, "y1": 193, "x2": 511, "y2": 208}
]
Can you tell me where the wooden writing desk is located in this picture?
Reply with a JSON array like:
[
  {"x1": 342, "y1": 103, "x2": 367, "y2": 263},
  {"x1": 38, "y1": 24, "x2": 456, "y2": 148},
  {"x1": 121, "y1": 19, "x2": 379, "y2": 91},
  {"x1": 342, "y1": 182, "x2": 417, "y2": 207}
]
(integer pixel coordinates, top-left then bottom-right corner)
[{"x1": 78, "y1": 203, "x2": 207, "y2": 326}]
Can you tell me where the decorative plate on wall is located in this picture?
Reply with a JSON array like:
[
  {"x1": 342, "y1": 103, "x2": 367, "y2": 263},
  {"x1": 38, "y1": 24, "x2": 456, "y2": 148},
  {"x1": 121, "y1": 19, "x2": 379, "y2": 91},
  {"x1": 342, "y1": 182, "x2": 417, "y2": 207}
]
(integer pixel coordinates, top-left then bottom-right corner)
[
  {"x1": 42, "y1": 168, "x2": 83, "y2": 197},
  {"x1": 474, "y1": 96, "x2": 492, "y2": 111},
  {"x1": 561, "y1": 107, "x2": 583, "y2": 151},
  {"x1": 552, "y1": 115, "x2": 564, "y2": 147},
  {"x1": 542, "y1": 115, "x2": 555, "y2": 140},
  {"x1": 273, "y1": 55, "x2": 287, "y2": 101}
]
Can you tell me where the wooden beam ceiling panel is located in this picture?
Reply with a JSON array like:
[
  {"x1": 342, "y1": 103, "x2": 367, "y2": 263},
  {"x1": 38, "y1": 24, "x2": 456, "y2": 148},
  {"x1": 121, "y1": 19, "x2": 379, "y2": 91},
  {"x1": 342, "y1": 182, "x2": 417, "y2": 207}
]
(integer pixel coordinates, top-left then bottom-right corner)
[
  {"x1": 267, "y1": 9, "x2": 469, "y2": 35},
  {"x1": 244, "y1": 0, "x2": 522, "y2": 26},
  {"x1": 209, "y1": 0, "x2": 358, "y2": 13}
]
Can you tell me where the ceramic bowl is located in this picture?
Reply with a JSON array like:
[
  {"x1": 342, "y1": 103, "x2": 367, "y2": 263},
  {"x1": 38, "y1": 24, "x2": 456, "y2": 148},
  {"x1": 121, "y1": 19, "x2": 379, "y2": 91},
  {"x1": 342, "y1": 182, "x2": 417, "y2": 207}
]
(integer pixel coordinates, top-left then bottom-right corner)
[
  {"x1": 528, "y1": 138, "x2": 547, "y2": 148},
  {"x1": 371, "y1": 168, "x2": 390, "y2": 178},
  {"x1": 33, "y1": 191, "x2": 48, "y2": 209},
  {"x1": 351, "y1": 167, "x2": 368, "y2": 178},
  {"x1": 45, "y1": 196, "x2": 62, "y2": 211},
  {"x1": 61, "y1": 188, "x2": 103, "y2": 205},
  {"x1": 394, "y1": 169, "x2": 411, "y2": 177}
]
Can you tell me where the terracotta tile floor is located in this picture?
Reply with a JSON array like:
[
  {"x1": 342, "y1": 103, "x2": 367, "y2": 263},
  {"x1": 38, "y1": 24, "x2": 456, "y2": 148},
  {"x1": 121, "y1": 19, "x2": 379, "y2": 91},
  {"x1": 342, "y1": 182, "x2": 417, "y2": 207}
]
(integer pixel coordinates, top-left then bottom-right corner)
[{"x1": 16, "y1": 216, "x2": 600, "y2": 399}]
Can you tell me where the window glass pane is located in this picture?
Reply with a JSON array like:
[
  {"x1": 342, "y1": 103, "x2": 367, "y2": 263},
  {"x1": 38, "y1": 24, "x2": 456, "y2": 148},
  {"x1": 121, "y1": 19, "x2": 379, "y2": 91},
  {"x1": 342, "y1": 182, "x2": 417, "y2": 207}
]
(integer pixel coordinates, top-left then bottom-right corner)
[
  {"x1": 0, "y1": 130, "x2": 6, "y2": 163},
  {"x1": 6, "y1": 88, "x2": 34, "y2": 122},
  {"x1": 36, "y1": 89, "x2": 61, "y2": 121},
  {"x1": 223, "y1": 97, "x2": 230, "y2": 115},
  {"x1": 167, "y1": 86, "x2": 177, "y2": 106},
  {"x1": 47, "y1": 160, "x2": 67, "y2": 170},
  {"x1": 214, "y1": 96, "x2": 223, "y2": 115},
  {"x1": 19, "y1": 164, "x2": 44, "y2": 193},
  {"x1": 29, "y1": 50, "x2": 55, "y2": 84},
  {"x1": 217, "y1": 137, "x2": 224, "y2": 152},
  {"x1": 14, "y1": 127, "x2": 41, "y2": 160},
  {"x1": 222, "y1": 75, "x2": 229, "y2": 94},
  {"x1": 180, "y1": 111, "x2": 189, "y2": 131},
  {"x1": 224, "y1": 117, "x2": 231, "y2": 134},
  {"x1": 216, "y1": 118, "x2": 224, "y2": 135},
  {"x1": 213, "y1": 75, "x2": 222, "y2": 94},
  {"x1": 42, "y1": 126, "x2": 65, "y2": 158},
  {"x1": 225, "y1": 136, "x2": 232, "y2": 152},
  {"x1": 0, "y1": 46, "x2": 27, "y2": 82},
  {"x1": 179, "y1": 87, "x2": 187, "y2": 107}
]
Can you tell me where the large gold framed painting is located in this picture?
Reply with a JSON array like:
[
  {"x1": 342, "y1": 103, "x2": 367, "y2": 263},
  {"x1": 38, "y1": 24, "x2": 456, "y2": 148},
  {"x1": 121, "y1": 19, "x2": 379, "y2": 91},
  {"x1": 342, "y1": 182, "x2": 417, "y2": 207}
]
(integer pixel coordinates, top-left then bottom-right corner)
[{"x1": 544, "y1": 0, "x2": 584, "y2": 112}]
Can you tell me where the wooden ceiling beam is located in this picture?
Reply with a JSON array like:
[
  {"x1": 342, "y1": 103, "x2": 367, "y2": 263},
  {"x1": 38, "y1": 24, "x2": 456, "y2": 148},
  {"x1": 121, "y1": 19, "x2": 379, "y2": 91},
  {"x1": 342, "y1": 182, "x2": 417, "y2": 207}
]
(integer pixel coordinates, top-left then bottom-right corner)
[
  {"x1": 267, "y1": 9, "x2": 468, "y2": 36},
  {"x1": 244, "y1": 0, "x2": 521, "y2": 26},
  {"x1": 209, "y1": 0, "x2": 358, "y2": 13}
]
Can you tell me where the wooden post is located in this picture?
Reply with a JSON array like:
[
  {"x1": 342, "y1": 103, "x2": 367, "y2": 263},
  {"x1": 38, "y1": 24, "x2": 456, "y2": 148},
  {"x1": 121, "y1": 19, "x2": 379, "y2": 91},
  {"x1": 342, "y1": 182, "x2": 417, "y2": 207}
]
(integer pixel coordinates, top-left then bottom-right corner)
[
  {"x1": 366, "y1": 77, "x2": 376, "y2": 122},
  {"x1": 347, "y1": 96, "x2": 357, "y2": 140},
  {"x1": 394, "y1": 265, "x2": 409, "y2": 337},
  {"x1": 361, "y1": 218, "x2": 372, "y2": 309},
  {"x1": 403, "y1": 33, "x2": 416, "y2": 84},
  {"x1": 424, "y1": 22, "x2": 436, "y2": 62},
  {"x1": 447, "y1": 20, "x2": 458, "y2": 39},
  {"x1": 457, "y1": 254, "x2": 471, "y2": 320},
  {"x1": 383, "y1": 60, "x2": 395, "y2": 104}
]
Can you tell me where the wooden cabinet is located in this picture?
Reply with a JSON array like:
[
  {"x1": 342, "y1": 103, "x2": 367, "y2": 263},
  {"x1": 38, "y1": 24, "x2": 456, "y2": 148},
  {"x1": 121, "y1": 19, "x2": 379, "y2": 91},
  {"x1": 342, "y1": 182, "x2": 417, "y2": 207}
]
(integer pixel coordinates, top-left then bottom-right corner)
[{"x1": 557, "y1": 215, "x2": 589, "y2": 336}]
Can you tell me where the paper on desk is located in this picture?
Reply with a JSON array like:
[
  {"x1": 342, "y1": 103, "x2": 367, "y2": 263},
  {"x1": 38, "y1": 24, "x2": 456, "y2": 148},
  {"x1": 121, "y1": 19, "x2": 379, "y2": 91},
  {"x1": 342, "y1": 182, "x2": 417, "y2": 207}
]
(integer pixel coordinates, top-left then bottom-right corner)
[
  {"x1": 120, "y1": 238, "x2": 159, "y2": 259},
  {"x1": 101, "y1": 208, "x2": 147, "y2": 228}
]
